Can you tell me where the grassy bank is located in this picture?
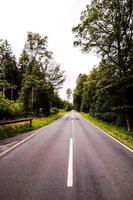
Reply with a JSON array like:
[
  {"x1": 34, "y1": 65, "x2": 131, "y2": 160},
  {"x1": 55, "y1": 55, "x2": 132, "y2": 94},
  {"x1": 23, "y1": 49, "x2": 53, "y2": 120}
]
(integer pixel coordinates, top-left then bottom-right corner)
[
  {"x1": 81, "y1": 113, "x2": 133, "y2": 150},
  {"x1": 0, "y1": 111, "x2": 66, "y2": 140}
]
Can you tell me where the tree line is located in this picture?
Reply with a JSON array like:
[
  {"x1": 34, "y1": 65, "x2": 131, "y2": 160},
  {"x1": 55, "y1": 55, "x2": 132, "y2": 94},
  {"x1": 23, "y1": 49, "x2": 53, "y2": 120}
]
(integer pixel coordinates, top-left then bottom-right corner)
[
  {"x1": 73, "y1": 0, "x2": 133, "y2": 131},
  {"x1": 0, "y1": 32, "x2": 66, "y2": 120}
]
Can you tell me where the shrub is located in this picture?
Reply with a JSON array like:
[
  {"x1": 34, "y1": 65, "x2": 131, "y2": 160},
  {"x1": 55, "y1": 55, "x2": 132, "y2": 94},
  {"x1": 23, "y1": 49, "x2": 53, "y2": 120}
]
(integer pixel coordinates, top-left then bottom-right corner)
[
  {"x1": 50, "y1": 107, "x2": 59, "y2": 114},
  {"x1": 0, "y1": 93, "x2": 23, "y2": 120},
  {"x1": 9, "y1": 101, "x2": 23, "y2": 118}
]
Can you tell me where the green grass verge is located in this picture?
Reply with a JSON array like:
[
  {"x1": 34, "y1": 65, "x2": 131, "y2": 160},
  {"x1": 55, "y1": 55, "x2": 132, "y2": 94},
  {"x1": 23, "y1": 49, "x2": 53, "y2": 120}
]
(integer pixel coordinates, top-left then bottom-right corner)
[
  {"x1": 81, "y1": 113, "x2": 133, "y2": 150},
  {"x1": 0, "y1": 111, "x2": 66, "y2": 140}
]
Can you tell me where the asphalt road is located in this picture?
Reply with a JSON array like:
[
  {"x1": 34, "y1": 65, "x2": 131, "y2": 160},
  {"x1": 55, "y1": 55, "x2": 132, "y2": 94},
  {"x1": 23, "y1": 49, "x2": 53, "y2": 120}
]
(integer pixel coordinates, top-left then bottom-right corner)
[{"x1": 0, "y1": 111, "x2": 133, "y2": 200}]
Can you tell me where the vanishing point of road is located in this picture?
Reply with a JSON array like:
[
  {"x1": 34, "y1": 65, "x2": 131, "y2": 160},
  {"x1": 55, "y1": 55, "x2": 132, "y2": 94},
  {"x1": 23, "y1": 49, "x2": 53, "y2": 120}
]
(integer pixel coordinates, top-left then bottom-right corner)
[{"x1": 0, "y1": 111, "x2": 133, "y2": 200}]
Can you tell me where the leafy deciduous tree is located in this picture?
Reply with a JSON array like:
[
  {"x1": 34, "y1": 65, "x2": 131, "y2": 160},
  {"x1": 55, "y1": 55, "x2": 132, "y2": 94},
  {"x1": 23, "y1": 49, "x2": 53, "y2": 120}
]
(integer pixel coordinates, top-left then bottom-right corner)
[{"x1": 73, "y1": 0, "x2": 133, "y2": 130}]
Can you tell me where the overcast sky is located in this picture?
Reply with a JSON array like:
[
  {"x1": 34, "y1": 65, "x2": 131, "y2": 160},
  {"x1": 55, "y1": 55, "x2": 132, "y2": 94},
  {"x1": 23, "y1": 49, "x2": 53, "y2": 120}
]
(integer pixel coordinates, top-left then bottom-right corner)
[{"x1": 0, "y1": 0, "x2": 100, "y2": 99}]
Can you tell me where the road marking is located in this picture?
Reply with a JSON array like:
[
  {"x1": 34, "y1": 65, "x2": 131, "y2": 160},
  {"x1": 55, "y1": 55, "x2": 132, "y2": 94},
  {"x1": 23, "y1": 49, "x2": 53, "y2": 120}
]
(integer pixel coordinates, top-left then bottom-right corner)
[
  {"x1": 0, "y1": 114, "x2": 68, "y2": 159},
  {"x1": 71, "y1": 120, "x2": 75, "y2": 138},
  {"x1": 0, "y1": 128, "x2": 44, "y2": 158},
  {"x1": 67, "y1": 138, "x2": 73, "y2": 187},
  {"x1": 80, "y1": 114, "x2": 133, "y2": 153},
  {"x1": 90, "y1": 122, "x2": 133, "y2": 153}
]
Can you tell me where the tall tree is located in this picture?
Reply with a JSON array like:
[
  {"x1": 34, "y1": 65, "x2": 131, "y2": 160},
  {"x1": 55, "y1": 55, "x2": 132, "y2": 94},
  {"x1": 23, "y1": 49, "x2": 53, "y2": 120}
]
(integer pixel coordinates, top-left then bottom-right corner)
[
  {"x1": 0, "y1": 39, "x2": 20, "y2": 100},
  {"x1": 19, "y1": 32, "x2": 65, "y2": 115},
  {"x1": 44, "y1": 61, "x2": 65, "y2": 90},
  {"x1": 73, "y1": 0, "x2": 133, "y2": 131},
  {"x1": 73, "y1": 74, "x2": 87, "y2": 111},
  {"x1": 81, "y1": 68, "x2": 98, "y2": 113},
  {"x1": 66, "y1": 88, "x2": 72, "y2": 102}
]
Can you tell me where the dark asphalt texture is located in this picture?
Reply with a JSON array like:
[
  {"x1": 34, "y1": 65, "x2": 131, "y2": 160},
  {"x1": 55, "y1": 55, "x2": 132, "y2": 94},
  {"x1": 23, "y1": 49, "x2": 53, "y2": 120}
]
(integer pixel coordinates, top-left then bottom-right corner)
[{"x1": 0, "y1": 111, "x2": 133, "y2": 200}]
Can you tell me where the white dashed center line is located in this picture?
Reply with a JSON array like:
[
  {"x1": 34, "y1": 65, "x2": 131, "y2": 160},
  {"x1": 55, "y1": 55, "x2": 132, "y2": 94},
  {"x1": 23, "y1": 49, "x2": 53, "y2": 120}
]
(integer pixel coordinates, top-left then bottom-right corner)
[{"x1": 67, "y1": 138, "x2": 73, "y2": 187}]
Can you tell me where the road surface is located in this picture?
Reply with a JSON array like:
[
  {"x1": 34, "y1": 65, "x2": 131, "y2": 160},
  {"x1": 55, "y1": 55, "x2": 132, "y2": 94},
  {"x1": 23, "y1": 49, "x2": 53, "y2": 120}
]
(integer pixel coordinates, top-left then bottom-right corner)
[{"x1": 0, "y1": 111, "x2": 133, "y2": 200}]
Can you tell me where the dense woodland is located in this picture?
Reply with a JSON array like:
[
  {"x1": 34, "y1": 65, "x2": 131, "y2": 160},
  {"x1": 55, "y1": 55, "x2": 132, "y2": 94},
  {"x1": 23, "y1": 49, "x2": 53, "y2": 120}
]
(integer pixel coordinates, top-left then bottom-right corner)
[
  {"x1": 0, "y1": 0, "x2": 133, "y2": 133},
  {"x1": 0, "y1": 32, "x2": 66, "y2": 120},
  {"x1": 73, "y1": 0, "x2": 133, "y2": 131}
]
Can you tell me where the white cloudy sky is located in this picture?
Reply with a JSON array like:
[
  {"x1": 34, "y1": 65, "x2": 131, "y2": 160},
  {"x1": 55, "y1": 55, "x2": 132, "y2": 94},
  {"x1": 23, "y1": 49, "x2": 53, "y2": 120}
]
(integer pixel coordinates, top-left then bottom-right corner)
[{"x1": 0, "y1": 0, "x2": 100, "y2": 99}]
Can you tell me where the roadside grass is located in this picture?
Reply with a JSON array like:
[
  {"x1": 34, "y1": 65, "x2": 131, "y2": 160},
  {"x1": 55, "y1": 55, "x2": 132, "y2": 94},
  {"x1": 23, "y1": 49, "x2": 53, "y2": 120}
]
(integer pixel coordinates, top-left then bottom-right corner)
[
  {"x1": 0, "y1": 111, "x2": 66, "y2": 140},
  {"x1": 81, "y1": 113, "x2": 133, "y2": 150}
]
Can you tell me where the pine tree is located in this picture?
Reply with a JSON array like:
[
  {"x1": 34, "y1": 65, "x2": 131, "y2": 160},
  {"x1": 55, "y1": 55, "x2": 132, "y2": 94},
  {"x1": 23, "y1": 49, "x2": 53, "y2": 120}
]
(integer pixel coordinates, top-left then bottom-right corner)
[{"x1": 0, "y1": 39, "x2": 20, "y2": 100}]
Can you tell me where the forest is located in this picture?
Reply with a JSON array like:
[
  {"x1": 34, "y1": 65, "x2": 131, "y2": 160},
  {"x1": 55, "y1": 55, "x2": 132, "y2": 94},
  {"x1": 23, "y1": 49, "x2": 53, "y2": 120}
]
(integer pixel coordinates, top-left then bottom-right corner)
[
  {"x1": 0, "y1": 32, "x2": 66, "y2": 120},
  {"x1": 73, "y1": 0, "x2": 133, "y2": 131}
]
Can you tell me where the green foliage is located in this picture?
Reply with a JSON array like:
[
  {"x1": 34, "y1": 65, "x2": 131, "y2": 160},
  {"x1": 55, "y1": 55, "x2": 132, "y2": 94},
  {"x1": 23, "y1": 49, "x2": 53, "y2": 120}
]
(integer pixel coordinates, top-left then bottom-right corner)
[
  {"x1": 73, "y1": 74, "x2": 87, "y2": 111},
  {"x1": 0, "y1": 112, "x2": 66, "y2": 139},
  {"x1": 0, "y1": 39, "x2": 20, "y2": 100},
  {"x1": 0, "y1": 93, "x2": 10, "y2": 119},
  {"x1": 0, "y1": 92, "x2": 23, "y2": 120},
  {"x1": 9, "y1": 101, "x2": 23, "y2": 117},
  {"x1": 0, "y1": 32, "x2": 65, "y2": 121},
  {"x1": 73, "y1": 0, "x2": 133, "y2": 131},
  {"x1": 66, "y1": 88, "x2": 72, "y2": 102},
  {"x1": 59, "y1": 100, "x2": 69, "y2": 110},
  {"x1": 50, "y1": 107, "x2": 59, "y2": 114},
  {"x1": 19, "y1": 32, "x2": 65, "y2": 116},
  {"x1": 82, "y1": 113, "x2": 133, "y2": 150},
  {"x1": 45, "y1": 62, "x2": 65, "y2": 90},
  {"x1": 73, "y1": 0, "x2": 133, "y2": 67},
  {"x1": 50, "y1": 94, "x2": 64, "y2": 109},
  {"x1": 74, "y1": 62, "x2": 129, "y2": 127},
  {"x1": 65, "y1": 103, "x2": 73, "y2": 111}
]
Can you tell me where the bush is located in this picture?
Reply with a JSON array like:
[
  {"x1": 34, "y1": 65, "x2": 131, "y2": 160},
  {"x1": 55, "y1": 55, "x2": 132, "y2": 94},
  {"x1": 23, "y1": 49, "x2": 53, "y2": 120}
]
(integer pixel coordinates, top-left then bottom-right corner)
[
  {"x1": 0, "y1": 93, "x2": 10, "y2": 120},
  {"x1": 50, "y1": 107, "x2": 59, "y2": 114},
  {"x1": 0, "y1": 93, "x2": 23, "y2": 120},
  {"x1": 9, "y1": 101, "x2": 23, "y2": 118}
]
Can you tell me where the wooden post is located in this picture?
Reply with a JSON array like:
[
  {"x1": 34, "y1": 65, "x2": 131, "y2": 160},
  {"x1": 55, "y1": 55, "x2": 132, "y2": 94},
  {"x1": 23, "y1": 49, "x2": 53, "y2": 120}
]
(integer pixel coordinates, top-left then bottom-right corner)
[{"x1": 30, "y1": 119, "x2": 32, "y2": 127}]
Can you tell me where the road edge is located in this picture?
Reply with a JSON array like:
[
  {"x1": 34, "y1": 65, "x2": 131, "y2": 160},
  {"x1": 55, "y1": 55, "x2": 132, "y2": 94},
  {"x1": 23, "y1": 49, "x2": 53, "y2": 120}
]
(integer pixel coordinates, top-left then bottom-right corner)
[
  {"x1": 0, "y1": 114, "x2": 68, "y2": 159},
  {"x1": 78, "y1": 113, "x2": 133, "y2": 153}
]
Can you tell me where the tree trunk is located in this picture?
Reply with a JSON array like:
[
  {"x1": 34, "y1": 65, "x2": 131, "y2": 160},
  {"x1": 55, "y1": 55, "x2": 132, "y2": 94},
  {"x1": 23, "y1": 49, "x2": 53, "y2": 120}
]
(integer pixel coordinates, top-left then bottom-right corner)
[
  {"x1": 50, "y1": 99, "x2": 52, "y2": 110},
  {"x1": 125, "y1": 112, "x2": 133, "y2": 132},
  {"x1": 11, "y1": 86, "x2": 13, "y2": 100}
]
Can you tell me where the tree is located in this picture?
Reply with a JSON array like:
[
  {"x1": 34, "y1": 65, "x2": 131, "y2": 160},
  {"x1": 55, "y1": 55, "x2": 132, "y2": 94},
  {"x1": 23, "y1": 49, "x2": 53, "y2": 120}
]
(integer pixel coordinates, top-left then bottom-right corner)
[
  {"x1": 81, "y1": 68, "x2": 98, "y2": 113},
  {"x1": 19, "y1": 32, "x2": 65, "y2": 115},
  {"x1": 0, "y1": 33, "x2": 65, "y2": 119},
  {"x1": 66, "y1": 88, "x2": 72, "y2": 102},
  {"x1": 44, "y1": 61, "x2": 65, "y2": 109},
  {"x1": 73, "y1": 74, "x2": 87, "y2": 111},
  {"x1": 44, "y1": 61, "x2": 65, "y2": 90},
  {"x1": 73, "y1": 0, "x2": 133, "y2": 131},
  {"x1": 0, "y1": 39, "x2": 20, "y2": 100},
  {"x1": 0, "y1": 63, "x2": 9, "y2": 97}
]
